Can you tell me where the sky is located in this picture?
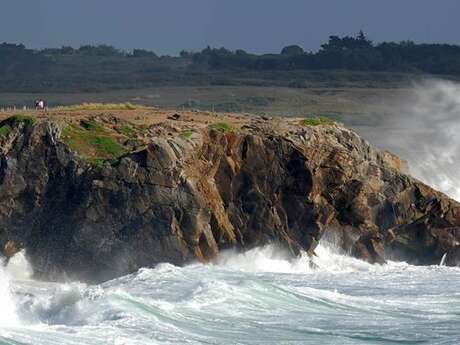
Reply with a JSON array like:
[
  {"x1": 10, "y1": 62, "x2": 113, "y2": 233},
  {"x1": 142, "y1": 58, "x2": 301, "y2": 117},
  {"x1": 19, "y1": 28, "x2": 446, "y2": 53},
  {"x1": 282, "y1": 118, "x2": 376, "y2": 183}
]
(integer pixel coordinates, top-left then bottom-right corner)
[{"x1": 1, "y1": 0, "x2": 459, "y2": 55}]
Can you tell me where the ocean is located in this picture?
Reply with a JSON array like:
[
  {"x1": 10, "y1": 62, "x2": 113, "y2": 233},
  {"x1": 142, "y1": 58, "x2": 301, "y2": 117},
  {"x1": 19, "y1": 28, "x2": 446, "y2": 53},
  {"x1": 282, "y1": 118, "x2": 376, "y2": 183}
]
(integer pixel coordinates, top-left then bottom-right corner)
[{"x1": 1, "y1": 244, "x2": 459, "y2": 345}]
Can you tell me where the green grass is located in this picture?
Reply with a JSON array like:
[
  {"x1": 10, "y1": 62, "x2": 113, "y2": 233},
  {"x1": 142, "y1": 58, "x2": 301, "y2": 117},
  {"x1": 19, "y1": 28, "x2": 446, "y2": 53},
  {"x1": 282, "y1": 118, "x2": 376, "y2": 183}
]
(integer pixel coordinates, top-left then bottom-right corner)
[
  {"x1": 89, "y1": 136, "x2": 127, "y2": 157},
  {"x1": 0, "y1": 115, "x2": 36, "y2": 137},
  {"x1": 92, "y1": 158, "x2": 106, "y2": 169},
  {"x1": 179, "y1": 130, "x2": 194, "y2": 138},
  {"x1": 5, "y1": 115, "x2": 36, "y2": 126},
  {"x1": 116, "y1": 124, "x2": 136, "y2": 137},
  {"x1": 0, "y1": 124, "x2": 12, "y2": 137},
  {"x1": 61, "y1": 122, "x2": 128, "y2": 164},
  {"x1": 209, "y1": 122, "x2": 233, "y2": 132},
  {"x1": 302, "y1": 116, "x2": 334, "y2": 126},
  {"x1": 80, "y1": 119, "x2": 103, "y2": 131}
]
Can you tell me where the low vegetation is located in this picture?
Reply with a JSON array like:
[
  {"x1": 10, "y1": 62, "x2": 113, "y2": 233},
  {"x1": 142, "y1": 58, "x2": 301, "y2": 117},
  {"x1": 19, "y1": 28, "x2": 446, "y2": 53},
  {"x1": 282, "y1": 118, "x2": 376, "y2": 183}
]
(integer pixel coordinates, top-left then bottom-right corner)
[
  {"x1": 89, "y1": 136, "x2": 127, "y2": 157},
  {"x1": 179, "y1": 130, "x2": 194, "y2": 138},
  {"x1": 0, "y1": 115, "x2": 36, "y2": 137},
  {"x1": 6, "y1": 115, "x2": 36, "y2": 126},
  {"x1": 116, "y1": 124, "x2": 136, "y2": 137},
  {"x1": 209, "y1": 122, "x2": 233, "y2": 132},
  {"x1": 80, "y1": 119, "x2": 103, "y2": 131},
  {"x1": 61, "y1": 120, "x2": 128, "y2": 164},
  {"x1": 0, "y1": 124, "x2": 11, "y2": 137},
  {"x1": 55, "y1": 103, "x2": 147, "y2": 111},
  {"x1": 302, "y1": 116, "x2": 334, "y2": 126}
]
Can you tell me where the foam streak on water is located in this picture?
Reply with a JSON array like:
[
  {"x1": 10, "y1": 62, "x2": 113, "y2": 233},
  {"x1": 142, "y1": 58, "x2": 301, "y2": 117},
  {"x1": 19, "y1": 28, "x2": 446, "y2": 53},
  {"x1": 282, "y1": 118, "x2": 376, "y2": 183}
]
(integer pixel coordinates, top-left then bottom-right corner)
[{"x1": 1, "y1": 246, "x2": 460, "y2": 345}]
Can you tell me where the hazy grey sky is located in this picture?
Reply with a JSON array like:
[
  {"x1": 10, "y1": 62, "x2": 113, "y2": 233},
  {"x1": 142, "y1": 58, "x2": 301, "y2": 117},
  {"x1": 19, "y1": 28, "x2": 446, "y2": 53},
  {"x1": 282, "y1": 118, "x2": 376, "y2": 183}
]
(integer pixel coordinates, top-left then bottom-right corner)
[{"x1": 1, "y1": 0, "x2": 459, "y2": 55}]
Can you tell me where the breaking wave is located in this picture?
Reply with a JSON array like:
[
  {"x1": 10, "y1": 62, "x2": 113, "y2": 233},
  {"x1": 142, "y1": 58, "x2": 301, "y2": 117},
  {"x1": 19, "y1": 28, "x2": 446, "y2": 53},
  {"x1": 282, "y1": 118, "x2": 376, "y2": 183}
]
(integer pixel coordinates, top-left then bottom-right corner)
[{"x1": 1, "y1": 245, "x2": 459, "y2": 345}]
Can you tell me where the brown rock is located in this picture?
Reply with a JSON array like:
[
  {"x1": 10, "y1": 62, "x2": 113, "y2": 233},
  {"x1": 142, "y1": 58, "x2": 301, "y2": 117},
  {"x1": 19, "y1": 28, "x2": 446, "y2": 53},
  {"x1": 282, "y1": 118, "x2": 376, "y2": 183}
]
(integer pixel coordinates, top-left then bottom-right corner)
[
  {"x1": 1, "y1": 117, "x2": 460, "y2": 282},
  {"x1": 351, "y1": 233, "x2": 386, "y2": 264},
  {"x1": 3, "y1": 240, "x2": 20, "y2": 259}
]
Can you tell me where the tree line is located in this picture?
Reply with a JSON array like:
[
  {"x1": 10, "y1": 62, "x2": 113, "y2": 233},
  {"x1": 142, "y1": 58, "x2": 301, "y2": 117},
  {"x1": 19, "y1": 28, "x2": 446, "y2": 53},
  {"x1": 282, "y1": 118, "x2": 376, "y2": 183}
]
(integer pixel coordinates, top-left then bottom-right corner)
[
  {"x1": 2, "y1": 32, "x2": 460, "y2": 75},
  {"x1": 1, "y1": 32, "x2": 460, "y2": 93},
  {"x1": 187, "y1": 32, "x2": 460, "y2": 75},
  {"x1": 0, "y1": 43, "x2": 52, "y2": 76}
]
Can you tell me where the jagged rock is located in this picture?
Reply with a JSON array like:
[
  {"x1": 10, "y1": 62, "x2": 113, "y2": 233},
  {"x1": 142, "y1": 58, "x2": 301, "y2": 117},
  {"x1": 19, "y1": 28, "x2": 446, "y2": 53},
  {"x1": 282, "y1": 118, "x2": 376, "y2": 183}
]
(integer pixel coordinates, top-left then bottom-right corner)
[
  {"x1": 1, "y1": 117, "x2": 460, "y2": 282},
  {"x1": 351, "y1": 233, "x2": 386, "y2": 264}
]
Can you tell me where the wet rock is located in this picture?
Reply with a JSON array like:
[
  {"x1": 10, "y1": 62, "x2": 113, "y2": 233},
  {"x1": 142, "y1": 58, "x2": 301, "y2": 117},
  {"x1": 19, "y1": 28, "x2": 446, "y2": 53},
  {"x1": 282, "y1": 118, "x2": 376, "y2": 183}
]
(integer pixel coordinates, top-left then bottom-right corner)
[
  {"x1": 3, "y1": 240, "x2": 21, "y2": 259},
  {"x1": 351, "y1": 233, "x2": 386, "y2": 264},
  {"x1": 445, "y1": 246, "x2": 460, "y2": 266}
]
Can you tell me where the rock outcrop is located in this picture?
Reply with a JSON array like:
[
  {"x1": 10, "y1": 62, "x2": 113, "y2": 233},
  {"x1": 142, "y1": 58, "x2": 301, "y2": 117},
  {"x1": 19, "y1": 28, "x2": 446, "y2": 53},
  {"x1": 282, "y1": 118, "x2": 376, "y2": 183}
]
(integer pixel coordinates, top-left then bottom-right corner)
[{"x1": 1, "y1": 115, "x2": 460, "y2": 282}]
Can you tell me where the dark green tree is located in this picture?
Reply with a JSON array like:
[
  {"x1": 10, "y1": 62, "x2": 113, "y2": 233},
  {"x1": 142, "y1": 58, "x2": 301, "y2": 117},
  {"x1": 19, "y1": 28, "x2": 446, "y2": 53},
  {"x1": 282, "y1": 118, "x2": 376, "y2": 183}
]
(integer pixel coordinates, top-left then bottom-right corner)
[{"x1": 281, "y1": 45, "x2": 304, "y2": 56}]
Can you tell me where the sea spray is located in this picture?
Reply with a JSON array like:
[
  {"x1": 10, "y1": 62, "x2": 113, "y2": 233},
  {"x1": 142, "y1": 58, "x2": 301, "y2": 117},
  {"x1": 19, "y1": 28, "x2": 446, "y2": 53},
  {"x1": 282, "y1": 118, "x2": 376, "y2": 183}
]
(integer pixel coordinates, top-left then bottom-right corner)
[
  {"x1": 0, "y1": 250, "x2": 33, "y2": 327},
  {"x1": 213, "y1": 243, "x2": 407, "y2": 275},
  {"x1": 367, "y1": 79, "x2": 460, "y2": 201},
  {"x1": 6, "y1": 250, "x2": 33, "y2": 280},
  {"x1": 213, "y1": 245, "x2": 312, "y2": 274},
  {"x1": 0, "y1": 259, "x2": 20, "y2": 327}
]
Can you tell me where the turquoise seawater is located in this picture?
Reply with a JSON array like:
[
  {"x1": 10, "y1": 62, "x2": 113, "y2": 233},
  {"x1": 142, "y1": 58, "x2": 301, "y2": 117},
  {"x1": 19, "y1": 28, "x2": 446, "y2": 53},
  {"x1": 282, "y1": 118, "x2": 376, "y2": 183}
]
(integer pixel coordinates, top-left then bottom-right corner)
[{"x1": 0, "y1": 245, "x2": 459, "y2": 345}]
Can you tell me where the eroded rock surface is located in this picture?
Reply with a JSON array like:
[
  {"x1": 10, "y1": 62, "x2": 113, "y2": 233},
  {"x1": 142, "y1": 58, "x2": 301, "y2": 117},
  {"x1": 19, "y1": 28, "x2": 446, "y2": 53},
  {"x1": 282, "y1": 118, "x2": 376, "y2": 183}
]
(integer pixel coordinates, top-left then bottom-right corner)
[{"x1": 1, "y1": 116, "x2": 459, "y2": 282}]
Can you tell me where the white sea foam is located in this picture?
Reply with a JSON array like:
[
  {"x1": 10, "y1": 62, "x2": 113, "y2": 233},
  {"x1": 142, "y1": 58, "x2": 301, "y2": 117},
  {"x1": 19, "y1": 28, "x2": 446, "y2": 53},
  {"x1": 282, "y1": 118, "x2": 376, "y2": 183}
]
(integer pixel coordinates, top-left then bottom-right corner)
[
  {"x1": 0, "y1": 259, "x2": 20, "y2": 327},
  {"x1": 371, "y1": 80, "x2": 460, "y2": 201},
  {"x1": 6, "y1": 250, "x2": 33, "y2": 280},
  {"x1": 212, "y1": 242, "x2": 409, "y2": 276},
  {"x1": 213, "y1": 245, "x2": 311, "y2": 274},
  {"x1": 0, "y1": 242, "x2": 459, "y2": 344}
]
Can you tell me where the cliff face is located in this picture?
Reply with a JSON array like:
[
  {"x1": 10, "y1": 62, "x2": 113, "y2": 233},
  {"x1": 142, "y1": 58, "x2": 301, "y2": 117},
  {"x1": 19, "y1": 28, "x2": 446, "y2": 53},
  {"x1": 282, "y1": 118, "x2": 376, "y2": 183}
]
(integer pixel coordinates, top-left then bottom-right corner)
[{"x1": 1, "y1": 116, "x2": 460, "y2": 282}]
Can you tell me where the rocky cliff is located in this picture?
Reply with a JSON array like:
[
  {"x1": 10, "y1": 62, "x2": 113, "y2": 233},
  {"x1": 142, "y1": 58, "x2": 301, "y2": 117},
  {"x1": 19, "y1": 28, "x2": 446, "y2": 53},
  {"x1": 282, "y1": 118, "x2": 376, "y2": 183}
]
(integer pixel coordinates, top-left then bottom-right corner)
[{"x1": 1, "y1": 113, "x2": 459, "y2": 282}]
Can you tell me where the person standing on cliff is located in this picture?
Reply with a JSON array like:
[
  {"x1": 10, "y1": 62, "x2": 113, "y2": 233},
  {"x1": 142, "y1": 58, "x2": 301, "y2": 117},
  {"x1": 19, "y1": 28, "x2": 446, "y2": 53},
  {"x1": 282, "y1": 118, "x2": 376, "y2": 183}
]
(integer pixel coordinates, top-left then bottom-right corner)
[{"x1": 34, "y1": 99, "x2": 47, "y2": 110}]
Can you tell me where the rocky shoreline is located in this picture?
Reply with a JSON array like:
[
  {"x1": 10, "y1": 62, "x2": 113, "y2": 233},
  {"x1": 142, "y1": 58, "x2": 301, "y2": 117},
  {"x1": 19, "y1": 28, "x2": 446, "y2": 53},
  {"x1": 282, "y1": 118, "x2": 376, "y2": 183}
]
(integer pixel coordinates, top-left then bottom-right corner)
[{"x1": 1, "y1": 111, "x2": 459, "y2": 282}]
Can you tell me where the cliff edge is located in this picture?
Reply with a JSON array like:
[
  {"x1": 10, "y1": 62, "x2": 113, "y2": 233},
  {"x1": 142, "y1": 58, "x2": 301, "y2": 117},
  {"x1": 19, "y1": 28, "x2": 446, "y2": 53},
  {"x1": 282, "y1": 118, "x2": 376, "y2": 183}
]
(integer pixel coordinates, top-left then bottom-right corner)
[{"x1": 1, "y1": 111, "x2": 459, "y2": 282}]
